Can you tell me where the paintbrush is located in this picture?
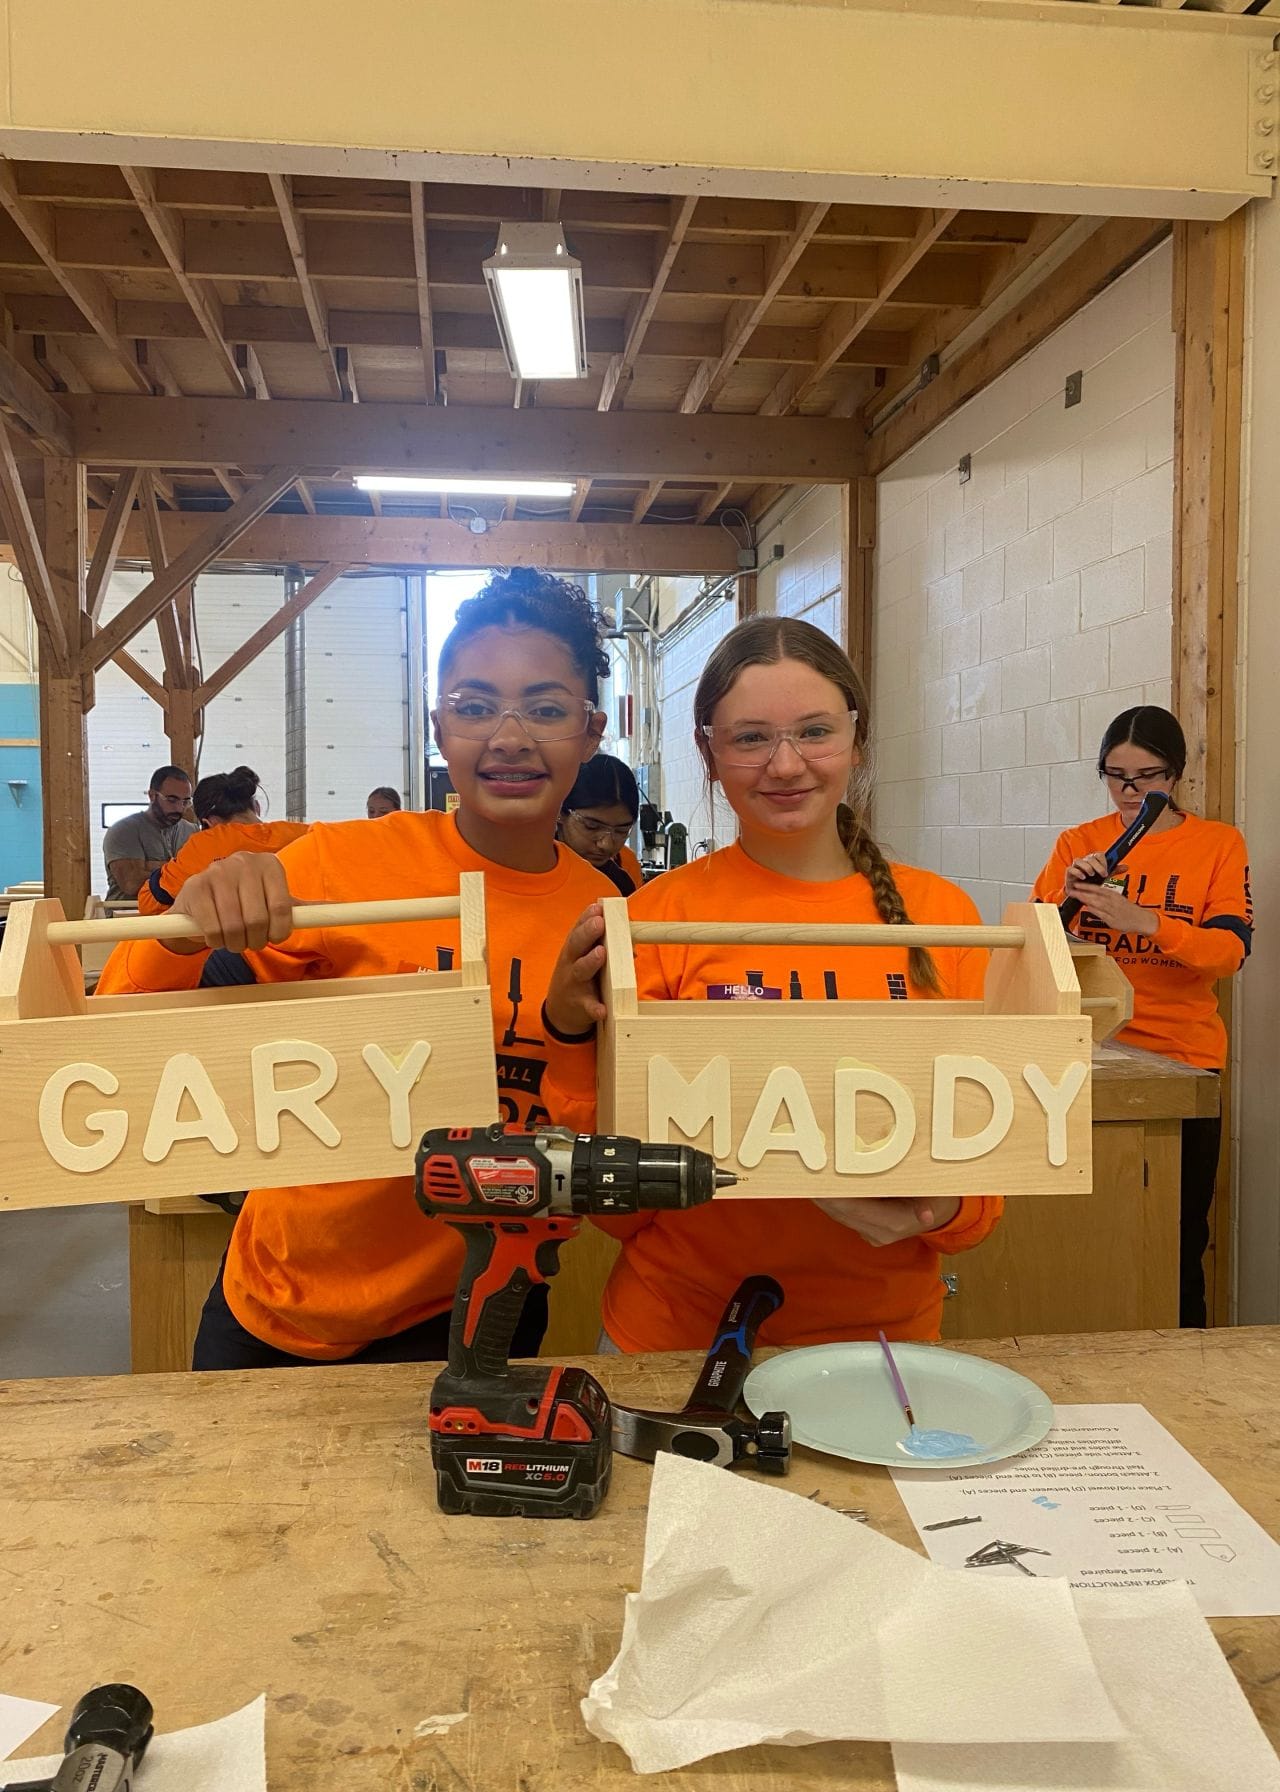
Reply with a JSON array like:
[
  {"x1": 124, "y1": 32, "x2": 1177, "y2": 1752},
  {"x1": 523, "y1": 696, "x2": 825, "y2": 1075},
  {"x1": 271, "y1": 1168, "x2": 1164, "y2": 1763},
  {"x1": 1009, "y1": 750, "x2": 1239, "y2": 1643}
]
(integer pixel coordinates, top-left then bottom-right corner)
[{"x1": 877, "y1": 1329, "x2": 916, "y2": 1431}]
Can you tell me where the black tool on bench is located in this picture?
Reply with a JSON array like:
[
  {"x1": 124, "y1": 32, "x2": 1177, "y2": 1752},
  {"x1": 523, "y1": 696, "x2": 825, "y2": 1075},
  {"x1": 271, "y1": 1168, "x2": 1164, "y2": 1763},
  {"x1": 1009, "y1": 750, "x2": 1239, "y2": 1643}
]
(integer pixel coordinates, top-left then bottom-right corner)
[
  {"x1": 2, "y1": 1684, "x2": 153, "y2": 1792},
  {"x1": 612, "y1": 1274, "x2": 791, "y2": 1473},
  {"x1": 1057, "y1": 789, "x2": 1171, "y2": 928}
]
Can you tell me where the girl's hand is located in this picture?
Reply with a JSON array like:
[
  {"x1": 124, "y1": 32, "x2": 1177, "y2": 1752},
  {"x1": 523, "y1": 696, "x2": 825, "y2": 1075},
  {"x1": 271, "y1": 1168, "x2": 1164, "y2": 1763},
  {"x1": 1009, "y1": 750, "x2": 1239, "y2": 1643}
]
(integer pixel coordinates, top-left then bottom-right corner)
[
  {"x1": 544, "y1": 903, "x2": 607, "y2": 1037},
  {"x1": 1071, "y1": 883, "x2": 1162, "y2": 939},
  {"x1": 1063, "y1": 852, "x2": 1110, "y2": 901},
  {"x1": 166, "y1": 851, "x2": 296, "y2": 954},
  {"x1": 814, "y1": 1196, "x2": 962, "y2": 1245}
]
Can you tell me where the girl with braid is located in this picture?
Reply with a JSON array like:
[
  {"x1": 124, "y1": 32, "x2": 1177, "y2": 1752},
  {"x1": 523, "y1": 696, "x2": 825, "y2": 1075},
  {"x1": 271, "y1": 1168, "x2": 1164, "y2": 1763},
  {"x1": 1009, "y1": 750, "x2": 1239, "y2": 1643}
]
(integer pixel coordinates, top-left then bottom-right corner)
[{"x1": 595, "y1": 615, "x2": 1003, "y2": 1351}]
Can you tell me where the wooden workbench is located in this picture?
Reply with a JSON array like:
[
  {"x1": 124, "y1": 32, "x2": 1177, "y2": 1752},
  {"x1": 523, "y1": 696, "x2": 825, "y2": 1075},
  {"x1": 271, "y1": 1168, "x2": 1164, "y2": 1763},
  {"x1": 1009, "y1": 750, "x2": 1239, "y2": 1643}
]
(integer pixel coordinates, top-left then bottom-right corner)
[
  {"x1": 127, "y1": 1041, "x2": 1220, "y2": 1372},
  {"x1": 1, "y1": 1327, "x2": 1277, "y2": 1789}
]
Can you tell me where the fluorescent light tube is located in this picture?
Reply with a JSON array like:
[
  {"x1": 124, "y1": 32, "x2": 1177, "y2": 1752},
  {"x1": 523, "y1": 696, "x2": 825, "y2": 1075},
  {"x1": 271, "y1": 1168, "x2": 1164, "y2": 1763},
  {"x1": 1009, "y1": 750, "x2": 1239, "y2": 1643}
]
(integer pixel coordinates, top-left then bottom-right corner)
[
  {"x1": 484, "y1": 224, "x2": 587, "y2": 381},
  {"x1": 353, "y1": 476, "x2": 576, "y2": 498}
]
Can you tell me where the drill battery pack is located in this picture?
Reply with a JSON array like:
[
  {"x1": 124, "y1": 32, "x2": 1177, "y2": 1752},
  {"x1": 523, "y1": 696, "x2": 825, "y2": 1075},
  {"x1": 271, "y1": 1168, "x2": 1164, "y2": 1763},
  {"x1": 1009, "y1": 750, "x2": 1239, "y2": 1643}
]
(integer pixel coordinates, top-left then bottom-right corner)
[{"x1": 429, "y1": 1363, "x2": 613, "y2": 1519}]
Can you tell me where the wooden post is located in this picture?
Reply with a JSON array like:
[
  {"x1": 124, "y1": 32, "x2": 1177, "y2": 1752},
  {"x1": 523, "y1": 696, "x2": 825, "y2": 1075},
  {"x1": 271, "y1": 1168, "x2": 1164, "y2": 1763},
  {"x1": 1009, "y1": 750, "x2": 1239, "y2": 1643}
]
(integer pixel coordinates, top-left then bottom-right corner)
[
  {"x1": 736, "y1": 570, "x2": 757, "y2": 622},
  {"x1": 1171, "y1": 215, "x2": 1246, "y2": 1326},
  {"x1": 842, "y1": 476, "x2": 876, "y2": 679},
  {"x1": 39, "y1": 460, "x2": 91, "y2": 919},
  {"x1": 164, "y1": 679, "x2": 201, "y2": 779}
]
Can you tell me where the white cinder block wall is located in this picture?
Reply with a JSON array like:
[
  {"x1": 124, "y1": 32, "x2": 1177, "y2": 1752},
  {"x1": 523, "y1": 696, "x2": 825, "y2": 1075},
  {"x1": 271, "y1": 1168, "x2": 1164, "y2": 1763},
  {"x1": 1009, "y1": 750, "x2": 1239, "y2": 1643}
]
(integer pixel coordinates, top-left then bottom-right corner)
[
  {"x1": 654, "y1": 492, "x2": 846, "y2": 850},
  {"x1": 871, "y1": 241, "x2": 1175, "y2": 922}
]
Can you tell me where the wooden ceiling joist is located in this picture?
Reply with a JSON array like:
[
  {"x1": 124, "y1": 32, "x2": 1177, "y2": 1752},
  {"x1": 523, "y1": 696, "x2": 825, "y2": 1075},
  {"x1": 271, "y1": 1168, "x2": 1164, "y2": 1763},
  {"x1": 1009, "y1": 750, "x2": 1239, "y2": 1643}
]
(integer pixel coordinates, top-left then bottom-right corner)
[
  {"x1": 79, "y1": 512, "x2": 742, "y2": 576},
  {"x1": 4, "y1": 293, "x2": 918, "y2": 375},
  {"x1": 598, "y1": 197, "x2": 698, "y2": 413},
  {"x1": 0, "y1": 425, "x2": 68, "y2": 666},
  {"x1": 0, "y1": 339, "x2": 72, "y2": 455},
  {"x1": 408, "y1": 182, "x2": 437, "y2": 402},
  {"x1": 63, "y1": 396, "x2": 861, "y2": 485},
  {"x1": 120, "y1": 166, "x2": 246, "y2": 396},
  {"x1": 268, "y1": 172, "x2": 344, "y2": 400},
  {"x1": 0, "y1": 161, "x2": 152, "y2": 395}
]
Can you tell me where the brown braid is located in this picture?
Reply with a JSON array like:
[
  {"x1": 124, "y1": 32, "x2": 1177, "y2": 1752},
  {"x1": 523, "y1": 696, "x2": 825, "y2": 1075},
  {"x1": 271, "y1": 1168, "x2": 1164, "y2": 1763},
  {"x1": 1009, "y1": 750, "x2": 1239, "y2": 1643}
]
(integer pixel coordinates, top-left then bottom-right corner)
[{"x1": 837, "y1": 804, "x2": 941, "y2": 995}]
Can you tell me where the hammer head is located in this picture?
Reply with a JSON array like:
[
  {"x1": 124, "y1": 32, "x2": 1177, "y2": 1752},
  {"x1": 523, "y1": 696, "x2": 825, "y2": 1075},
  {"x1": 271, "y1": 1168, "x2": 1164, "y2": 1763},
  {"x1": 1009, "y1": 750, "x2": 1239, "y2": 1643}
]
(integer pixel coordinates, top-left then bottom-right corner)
[{"x1": 612, "y1": 1404, "x2": 791, "y2": 1474}]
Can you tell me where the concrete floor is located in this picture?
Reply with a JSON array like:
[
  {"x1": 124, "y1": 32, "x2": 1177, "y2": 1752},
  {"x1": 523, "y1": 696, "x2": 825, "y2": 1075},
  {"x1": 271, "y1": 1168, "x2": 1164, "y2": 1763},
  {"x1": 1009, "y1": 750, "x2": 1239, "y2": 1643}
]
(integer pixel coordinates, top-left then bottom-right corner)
[{"x1": 0, "y1": 1206, "x2": 130, "y2": 1378}]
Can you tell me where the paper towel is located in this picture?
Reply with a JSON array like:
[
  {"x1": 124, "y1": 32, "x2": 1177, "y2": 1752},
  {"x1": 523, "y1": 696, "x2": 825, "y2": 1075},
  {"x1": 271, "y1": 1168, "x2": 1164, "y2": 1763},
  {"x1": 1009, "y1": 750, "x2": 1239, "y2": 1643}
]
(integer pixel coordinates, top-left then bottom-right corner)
[
  {"x1": 582, "y1": 1453, "x2": 1122, "y2": 1774},
  {"x1": 0, "y1": 1695, "x2": 59, "y2": 1767},
  {"x1": 3, "y1": 1696, "x2": 265, "y2": 1792},
  {"x1": 894, "y1": 1582, "x2": 1280, "y2": 1792}
]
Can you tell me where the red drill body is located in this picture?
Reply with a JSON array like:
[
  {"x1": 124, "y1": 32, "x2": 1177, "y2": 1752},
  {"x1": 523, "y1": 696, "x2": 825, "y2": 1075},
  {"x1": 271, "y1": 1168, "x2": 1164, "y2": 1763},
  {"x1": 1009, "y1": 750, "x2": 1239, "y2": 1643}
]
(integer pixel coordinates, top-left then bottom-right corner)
[{"x1": 414, "y1": 1124, "x2": 731, "y2": 1518}]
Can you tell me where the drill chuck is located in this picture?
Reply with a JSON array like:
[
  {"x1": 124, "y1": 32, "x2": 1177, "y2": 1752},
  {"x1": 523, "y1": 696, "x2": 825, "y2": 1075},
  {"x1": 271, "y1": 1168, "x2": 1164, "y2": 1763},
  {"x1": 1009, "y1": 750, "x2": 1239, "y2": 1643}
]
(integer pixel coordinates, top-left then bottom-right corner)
[{"x1": 569, "y1": 1135, "x2": 737, "y2": 1214}]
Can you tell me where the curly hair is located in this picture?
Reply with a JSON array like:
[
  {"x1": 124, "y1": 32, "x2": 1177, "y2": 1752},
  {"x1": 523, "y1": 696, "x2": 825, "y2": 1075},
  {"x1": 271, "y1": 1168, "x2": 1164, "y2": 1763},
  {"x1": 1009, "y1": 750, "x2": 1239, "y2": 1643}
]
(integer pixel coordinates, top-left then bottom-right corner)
[{"x1": 437, "y1": 568, "x2": 610, "y2": 701}]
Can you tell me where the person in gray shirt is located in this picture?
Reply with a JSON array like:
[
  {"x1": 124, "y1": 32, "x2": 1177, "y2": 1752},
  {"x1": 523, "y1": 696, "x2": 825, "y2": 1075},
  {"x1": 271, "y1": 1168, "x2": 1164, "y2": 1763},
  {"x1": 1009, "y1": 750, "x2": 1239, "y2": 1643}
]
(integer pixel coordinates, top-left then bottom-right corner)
[{"x1": 103, "y1": 764, "x2": 198, "y2": 900}]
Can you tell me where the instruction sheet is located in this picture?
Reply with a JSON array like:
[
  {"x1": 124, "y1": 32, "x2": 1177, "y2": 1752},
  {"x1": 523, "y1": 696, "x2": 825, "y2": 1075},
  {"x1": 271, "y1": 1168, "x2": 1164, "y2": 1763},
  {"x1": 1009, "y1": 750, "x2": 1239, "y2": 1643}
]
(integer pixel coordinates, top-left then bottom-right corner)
[{"x1": 891, "y1": 1403, "x2": 1280, "y2": 1618}]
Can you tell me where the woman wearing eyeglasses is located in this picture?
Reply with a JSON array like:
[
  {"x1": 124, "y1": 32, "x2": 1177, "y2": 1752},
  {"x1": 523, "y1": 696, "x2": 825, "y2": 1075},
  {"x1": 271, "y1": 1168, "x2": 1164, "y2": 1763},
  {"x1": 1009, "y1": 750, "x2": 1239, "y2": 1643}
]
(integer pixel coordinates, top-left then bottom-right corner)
[
  {"x1": 594, "y1": 615, "x2": 1001, "y2": 1354},
  {"x1": 557, "y1": 753, "x2": 644, "y2": 895},
  {"x1": 1032, "y1": 704, "x2": 1253, "y2": 1326}
]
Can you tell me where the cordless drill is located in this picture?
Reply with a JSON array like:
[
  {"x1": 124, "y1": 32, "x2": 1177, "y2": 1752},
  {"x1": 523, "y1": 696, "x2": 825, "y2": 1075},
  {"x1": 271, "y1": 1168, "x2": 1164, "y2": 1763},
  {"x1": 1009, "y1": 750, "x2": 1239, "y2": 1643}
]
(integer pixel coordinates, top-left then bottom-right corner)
[
  {"x1": 414, "y1": 1123, "x2": 735, "y2": 1519},
  {"x1": 2, "y1": 1685, "x2": 153, "y2": 1792}
]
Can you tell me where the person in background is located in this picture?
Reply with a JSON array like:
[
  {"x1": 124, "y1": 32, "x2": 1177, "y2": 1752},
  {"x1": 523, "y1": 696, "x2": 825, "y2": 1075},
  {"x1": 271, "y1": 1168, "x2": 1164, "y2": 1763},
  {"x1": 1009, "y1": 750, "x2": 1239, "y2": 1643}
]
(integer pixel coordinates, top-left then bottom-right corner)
[
  {"x1": 595, "y1": 614, "x2": 1002, "y2": 1354},
  {"x1": 557, "y1": 753, "x2": 644, "y2": 895},
  {"x1": 95, "y1": 766, "x2": 308, "y2": 994},
  {"x1": 102, "y1": 765, "x2": 197, "y2": 900},
  {"x1": 366, "y1": 787, "x2": 402, "y2": 818},
  {"x1": 1032, "y1": 705, "x2": 1252, "y2": 1328}
]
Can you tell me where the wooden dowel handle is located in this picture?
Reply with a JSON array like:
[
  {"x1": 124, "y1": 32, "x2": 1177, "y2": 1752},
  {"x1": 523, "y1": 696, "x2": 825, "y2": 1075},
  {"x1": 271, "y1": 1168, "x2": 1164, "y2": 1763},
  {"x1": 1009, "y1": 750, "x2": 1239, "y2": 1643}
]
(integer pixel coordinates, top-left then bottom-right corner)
[
  {"x1": 627, "y1": 921, "x2": 1028, "y2": 948},
  {"x1": 46, "y1": 895, "x2": 463, "y2": 947}
]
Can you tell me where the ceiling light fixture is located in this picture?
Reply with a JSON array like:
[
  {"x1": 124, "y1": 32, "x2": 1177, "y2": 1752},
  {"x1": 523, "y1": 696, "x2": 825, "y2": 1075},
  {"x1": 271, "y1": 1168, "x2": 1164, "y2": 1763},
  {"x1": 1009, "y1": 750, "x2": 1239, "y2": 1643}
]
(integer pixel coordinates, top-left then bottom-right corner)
[
  {"x1": 483, "y1": 223, "x2": 587, "y2": 381},
  {"x1": 353, "y1": 475, "x2": 576, "y2": 498}
]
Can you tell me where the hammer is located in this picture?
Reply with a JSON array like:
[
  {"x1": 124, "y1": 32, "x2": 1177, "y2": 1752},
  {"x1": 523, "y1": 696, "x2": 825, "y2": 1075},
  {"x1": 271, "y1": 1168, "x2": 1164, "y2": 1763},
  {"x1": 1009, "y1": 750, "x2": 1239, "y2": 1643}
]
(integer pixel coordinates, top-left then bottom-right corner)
[
  {"x1": 1058, "y1": 790, "x2": 1171, "y2": 929},
  {"x1": 612, "y1": 1275, "x2": 792, "y2": 1474}
]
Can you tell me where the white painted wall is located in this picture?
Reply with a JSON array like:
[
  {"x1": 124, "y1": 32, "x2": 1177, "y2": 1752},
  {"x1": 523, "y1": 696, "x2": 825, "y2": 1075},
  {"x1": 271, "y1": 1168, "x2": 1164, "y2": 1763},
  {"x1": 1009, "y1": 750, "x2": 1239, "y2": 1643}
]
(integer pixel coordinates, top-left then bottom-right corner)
[
  {"x1": 872, "y1": 241, "x2": 1175, "y2": 921},
  {"x1": 87, "y1": 569, "x2": 408, "y2": 890},
  {"x1": 1236, "y1": 194, "x2": 1280, "y2": 1324},
  {"x1": 754, "y1": 484, "x2": 845, "y2": 645}
]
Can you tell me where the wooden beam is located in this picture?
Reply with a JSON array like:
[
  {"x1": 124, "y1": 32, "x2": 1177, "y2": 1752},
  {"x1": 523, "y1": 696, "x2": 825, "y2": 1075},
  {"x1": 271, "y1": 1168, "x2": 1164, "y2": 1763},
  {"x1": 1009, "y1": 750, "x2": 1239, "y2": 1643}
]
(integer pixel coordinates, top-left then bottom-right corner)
[
  {"x1": 77, "y1": 511, "x2": 741, "y2": 575},
  {"x1": 198, "y1": 563, "x2": 348, "y2": 706},
  {"x1": 842, "y1": 477, "x2": 876, "y2": 680},
  {"x1": 39, "y1": 460, "x2": 91, "y2": 918},
  {"x1": 120, "y1": 166, "x2": 246, "y2": 396},
  {"x1": 684, "y1": 203, "x2": 831, "y2": 416},
  {"x1": 86, "y1": 468, "x2": 140, "y2": 621},
  {"x1": 6, "y1": 293, "x2": 915, "y2": 370},
  {"x1": 599, "y1": 197, "x2": 699, "y2": 413},
  {"x1": 0, "y1": 427, "x2": 68, "y2": 667},
  {"x1": 0, "y1": 160, "x2": 152, "y2": 394},
  {"x1": 65, "y1": 397, "x2": 861, "y2": 485},
  {"x1": 32, "y1": 333, "x2": 92, "y2": 395},
  {"x1": 268, "y1": 173, "x2": 343, "y2": 400},
  {"x1": 1172, "y1": 215, "x2": 1244, "y2": 825},
  {"x1": 868, "y1": 218, "x2": 1172, "y2": 474},
  {"x1": 138, "y1": 472, "x2": 189, "y2": 689},
  {"x1": 759, "y1": 211, "x2": 960, "y2": 424},
  {"x1": 408, "y1": 183, "x2": 437, "y2": 402},
  {"x1": 1171, "y1": 213, "x2": 1246, "y2": 1329},
  {"x1": 632, "y1": 202, "x2": 831, "y2": 523},
  {"x1": 0, "y1": 339, "x2": 73, "y2": 454},
  {"x1": 113, "y1": 648, "x2": 166, "y2": 706},
  {"x1": 83, "y1": 467, "x2": 303, "y2": 672}
]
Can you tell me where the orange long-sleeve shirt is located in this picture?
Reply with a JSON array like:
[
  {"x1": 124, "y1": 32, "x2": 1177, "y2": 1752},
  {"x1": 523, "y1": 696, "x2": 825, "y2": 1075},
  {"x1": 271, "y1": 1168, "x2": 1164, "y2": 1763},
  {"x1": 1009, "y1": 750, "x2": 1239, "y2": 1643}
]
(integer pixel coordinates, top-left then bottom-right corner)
[
  {"x1": 136, "y1": 818, "x2": 310, "y2": 914},
  {"x1": 222, "y1": 810, "x2": 611, "y2": 1359},
  {"x1": 1032, "y1": 811, "x2": 1252, "y2": 1069},
  {"x1": 617, "y1": 843, "x2": 644, "y2": 891},
  {"x1": 95, "y1": 819, "x2": 311, "y2": 995},
  {"x1": 598, "y1": 843, "x2": 1003, "y2": 1353}
]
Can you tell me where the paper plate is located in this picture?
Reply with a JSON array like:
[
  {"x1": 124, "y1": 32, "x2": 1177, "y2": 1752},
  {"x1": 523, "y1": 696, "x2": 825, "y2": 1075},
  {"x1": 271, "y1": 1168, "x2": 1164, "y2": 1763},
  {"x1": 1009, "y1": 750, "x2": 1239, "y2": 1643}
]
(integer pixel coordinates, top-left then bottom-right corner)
[{"x1": 743, "y1": 1342, "x2": 1053, "y2": 1471}]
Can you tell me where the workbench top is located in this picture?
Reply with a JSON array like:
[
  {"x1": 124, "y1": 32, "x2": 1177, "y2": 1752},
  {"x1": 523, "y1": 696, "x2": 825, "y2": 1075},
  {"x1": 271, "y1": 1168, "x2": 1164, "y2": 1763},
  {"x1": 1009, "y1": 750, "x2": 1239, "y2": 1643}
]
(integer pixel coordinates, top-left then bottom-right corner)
[{"x1": 3, "y1": 1328, "x2": 1277, "y2": 1789}]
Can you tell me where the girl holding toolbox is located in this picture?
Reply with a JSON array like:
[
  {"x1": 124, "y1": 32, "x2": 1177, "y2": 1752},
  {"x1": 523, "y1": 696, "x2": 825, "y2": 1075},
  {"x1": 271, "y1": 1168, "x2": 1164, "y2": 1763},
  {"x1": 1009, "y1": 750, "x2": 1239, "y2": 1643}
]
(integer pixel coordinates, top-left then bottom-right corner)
[
  {"x1": 160, "y1": 570, "x2": 615, "y2": 1370},
  {"x1": 1032, "y1": 704, "x2": 1252, "y2": 1326},
  {"x1": 597, "y1": 615, "x2": 1003, "y2": 1353}
]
